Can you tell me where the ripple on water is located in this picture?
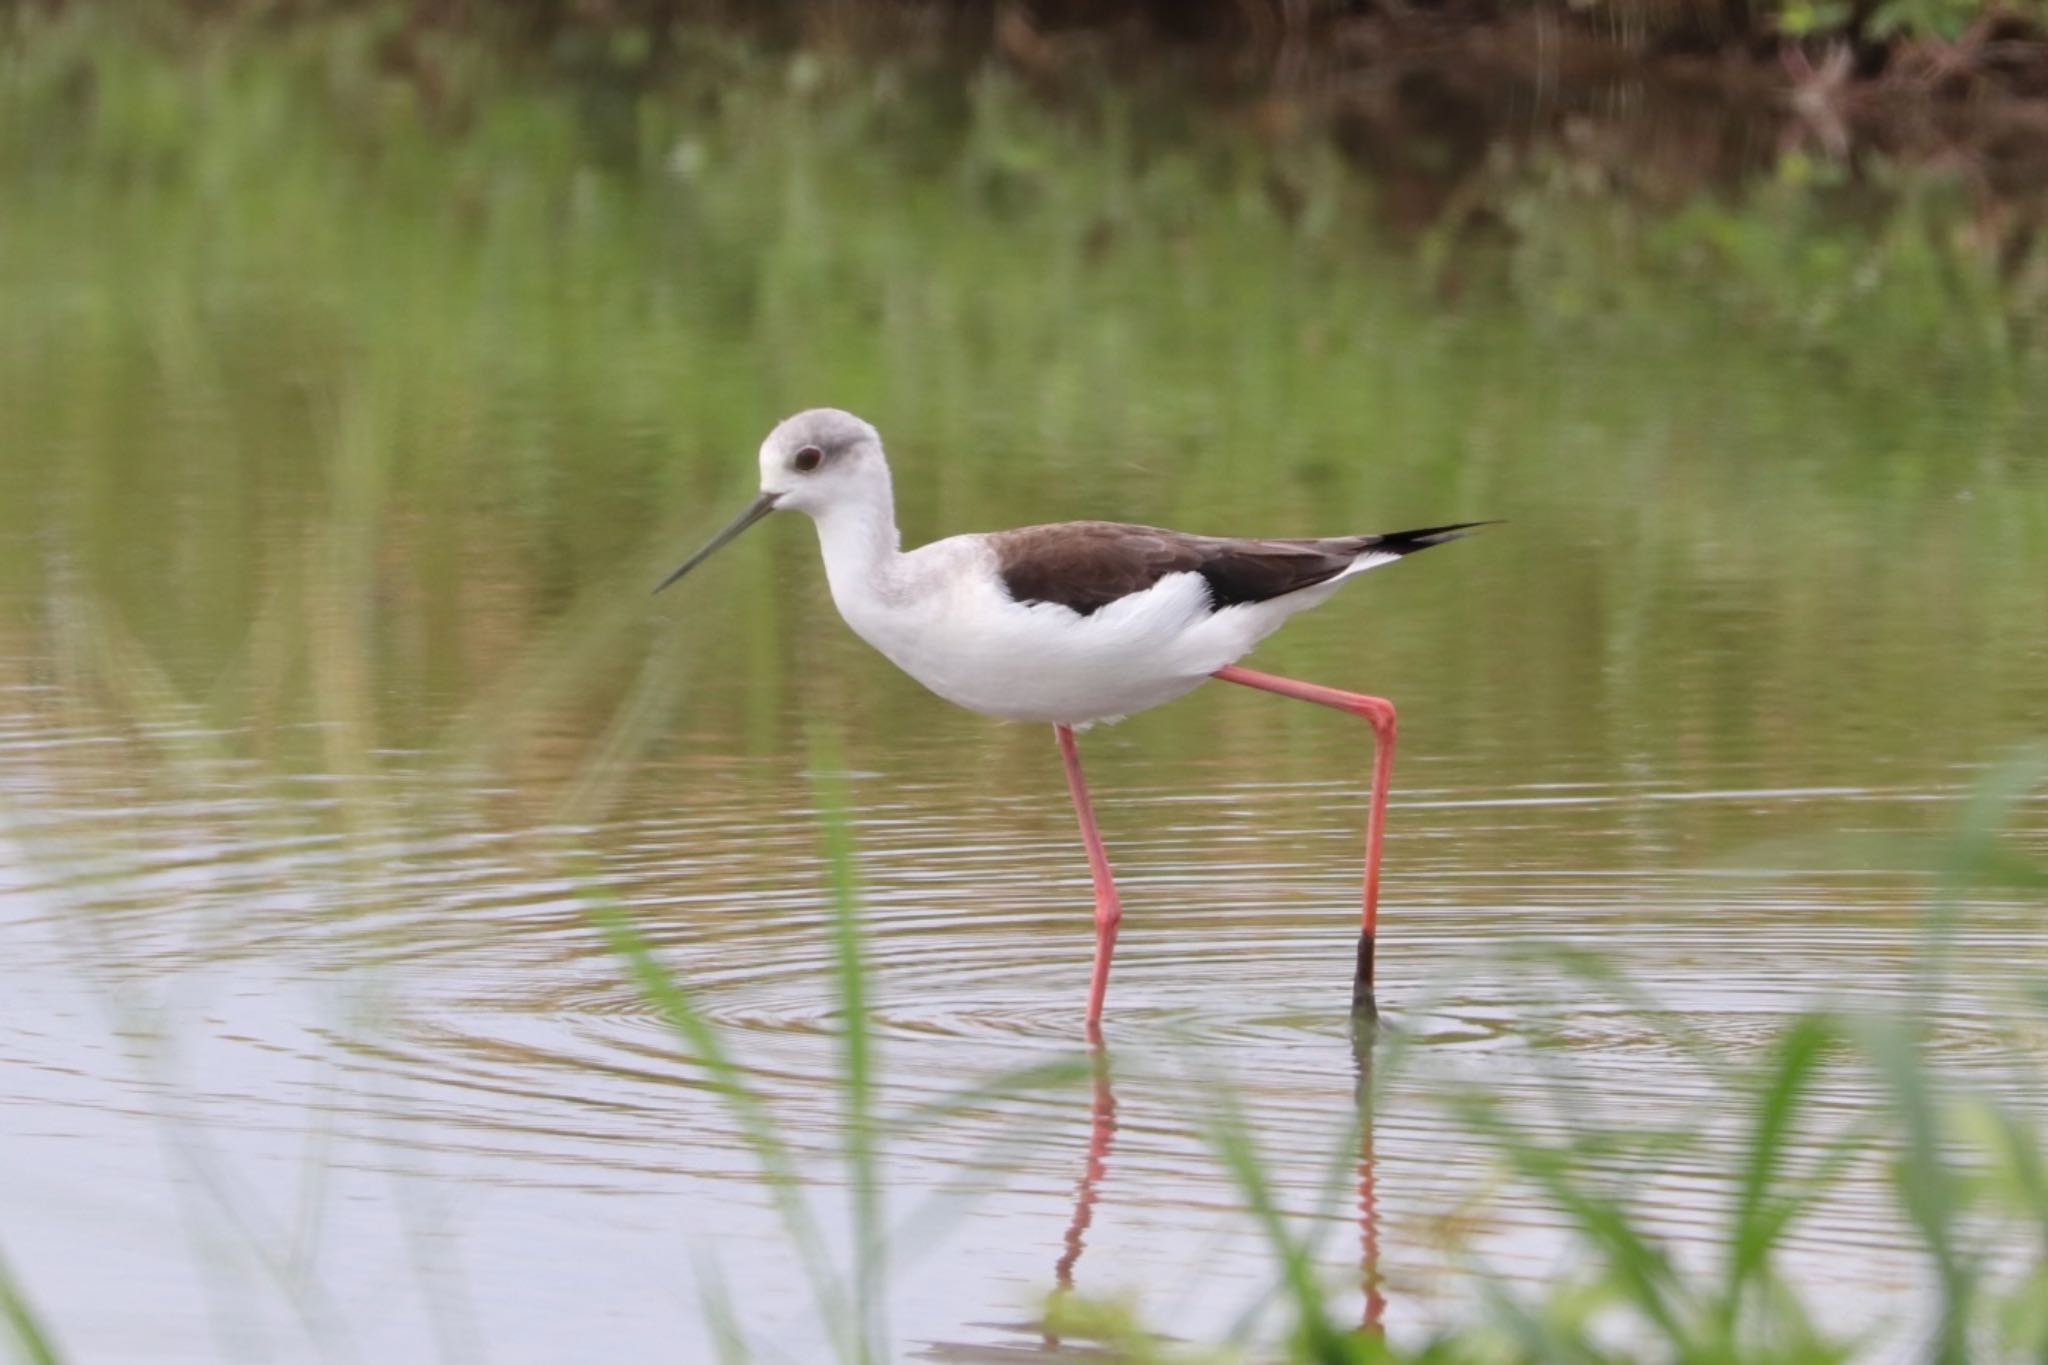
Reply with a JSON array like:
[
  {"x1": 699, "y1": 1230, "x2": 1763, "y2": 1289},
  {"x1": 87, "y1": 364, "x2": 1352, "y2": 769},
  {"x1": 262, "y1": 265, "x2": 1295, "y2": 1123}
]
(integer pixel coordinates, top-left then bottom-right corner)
[{"x1": 2, "y1": 746, "x2": 2030, "y2": 1348}]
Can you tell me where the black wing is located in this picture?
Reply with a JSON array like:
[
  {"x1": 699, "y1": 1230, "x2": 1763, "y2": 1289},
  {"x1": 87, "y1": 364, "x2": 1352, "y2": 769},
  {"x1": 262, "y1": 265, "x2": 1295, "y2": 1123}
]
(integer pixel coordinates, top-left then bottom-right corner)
[{"x1": 990, "y1": 520, "x2": 1490, "y2": 616}]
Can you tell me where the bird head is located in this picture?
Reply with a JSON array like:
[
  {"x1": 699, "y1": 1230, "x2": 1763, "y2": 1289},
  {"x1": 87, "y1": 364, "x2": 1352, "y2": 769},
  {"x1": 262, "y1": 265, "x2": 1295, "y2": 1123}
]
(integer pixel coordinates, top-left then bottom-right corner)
[
  {"x1": 654, "y1": 408, "x2": 888, "y2": 594},
  {"x1": 754, "y1": 408, "x2": 886, "y2": 516}
]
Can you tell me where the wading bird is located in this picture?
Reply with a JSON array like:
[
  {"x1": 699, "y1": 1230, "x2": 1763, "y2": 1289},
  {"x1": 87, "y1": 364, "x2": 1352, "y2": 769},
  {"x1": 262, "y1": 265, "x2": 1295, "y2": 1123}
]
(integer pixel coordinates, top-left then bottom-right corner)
[{"x1": 657, "y1": 409, "x2": 1488, "y2": 1034}]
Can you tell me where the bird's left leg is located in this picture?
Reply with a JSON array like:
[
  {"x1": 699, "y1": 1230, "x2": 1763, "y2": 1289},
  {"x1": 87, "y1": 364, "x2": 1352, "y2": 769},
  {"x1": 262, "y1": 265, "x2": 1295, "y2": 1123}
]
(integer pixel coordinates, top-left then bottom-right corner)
[
  {"x1": 1211, "y1": 665, "x2": 1396, "y2": 1020},
  {"x1": 1055, "y1": 724, "x2": 1123, "y2": 1039}
]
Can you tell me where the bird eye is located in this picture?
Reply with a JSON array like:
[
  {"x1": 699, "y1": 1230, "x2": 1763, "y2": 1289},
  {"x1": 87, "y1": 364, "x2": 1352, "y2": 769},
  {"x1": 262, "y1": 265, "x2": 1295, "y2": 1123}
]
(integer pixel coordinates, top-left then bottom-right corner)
[{"x1": 793, "y1": 445, "x2": 823, "y2": 473}]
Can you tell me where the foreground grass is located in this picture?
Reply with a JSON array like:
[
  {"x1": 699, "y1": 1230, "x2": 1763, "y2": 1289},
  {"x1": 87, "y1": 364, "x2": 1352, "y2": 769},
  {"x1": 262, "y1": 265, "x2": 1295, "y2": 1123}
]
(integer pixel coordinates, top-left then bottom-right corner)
[
  {"x1": 561, "y1": 744, "x2": 2048, "y2": 1364},
  {"x1": 0, "y1": 1250, "x2": 61, "y2": 1365}
]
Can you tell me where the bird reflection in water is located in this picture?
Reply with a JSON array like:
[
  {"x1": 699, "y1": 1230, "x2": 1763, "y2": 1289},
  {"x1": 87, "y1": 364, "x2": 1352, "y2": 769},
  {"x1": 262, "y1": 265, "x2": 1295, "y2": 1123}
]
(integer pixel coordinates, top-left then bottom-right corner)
[
  {"x1": 1044, "y1": 1044, "x2": 1118, "y2": 1350},
  {"x1": 1353, "y1": 1018, "x2": 1388, "y2": 1337},
  {"x1": 1040, "y1": 1027, "x2": 1387, "y2": 1351}
]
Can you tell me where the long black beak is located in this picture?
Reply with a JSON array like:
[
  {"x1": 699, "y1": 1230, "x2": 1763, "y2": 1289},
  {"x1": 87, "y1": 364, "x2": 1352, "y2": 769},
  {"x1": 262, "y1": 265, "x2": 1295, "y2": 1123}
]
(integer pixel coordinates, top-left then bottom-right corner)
[{"x1": 653, "y1": 491, "x2": 779, "y2": 595}]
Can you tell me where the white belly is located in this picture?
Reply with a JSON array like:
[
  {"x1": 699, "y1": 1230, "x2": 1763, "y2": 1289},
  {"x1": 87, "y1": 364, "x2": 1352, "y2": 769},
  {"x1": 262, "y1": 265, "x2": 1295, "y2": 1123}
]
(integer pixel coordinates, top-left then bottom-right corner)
[{"x1": 836, "y1": 562, "x2": 1324, "y2": 726}]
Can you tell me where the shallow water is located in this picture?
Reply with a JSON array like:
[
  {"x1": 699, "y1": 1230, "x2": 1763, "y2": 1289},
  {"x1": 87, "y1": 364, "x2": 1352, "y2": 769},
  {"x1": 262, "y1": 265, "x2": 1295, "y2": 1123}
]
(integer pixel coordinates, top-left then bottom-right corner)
[
  {"x1": 3, "y1": 25, "x2": 2048, "y2": 1363},
  {"x1": 5, "y1": 708, "x2": 2046, "y2": 1360}
]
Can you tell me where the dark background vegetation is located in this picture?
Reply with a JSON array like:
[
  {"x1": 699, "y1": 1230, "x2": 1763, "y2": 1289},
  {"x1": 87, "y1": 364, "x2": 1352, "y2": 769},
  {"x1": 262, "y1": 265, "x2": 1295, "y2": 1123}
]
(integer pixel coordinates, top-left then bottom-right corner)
[{"x1": 11, "y1": 0, "x2": 2044, "y2": 239}]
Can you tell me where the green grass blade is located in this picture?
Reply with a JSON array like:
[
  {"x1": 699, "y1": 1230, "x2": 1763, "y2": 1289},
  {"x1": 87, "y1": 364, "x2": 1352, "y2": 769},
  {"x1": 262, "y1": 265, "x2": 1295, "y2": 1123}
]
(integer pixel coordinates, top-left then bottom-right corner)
[
  {"x1": 0, "y1": 1246, "x2": 62, "y2": 1365},
  {"x1": 1853, "y1": 1013, "x2": 1972, "y2": 1363},
  {"x1": 583, "y1": 892, "x2": 854, "y2": 1351},
  {"x1": 1449, "y1": 1089, "x2": 1690, "y2": 1346},
  {"x1": 1724, "y1": 1013, "x2": 1837, "y2": 1314},
  {"x1": 1195, "y1": 1064, "x2": 1352, "y2": 1362},
  {"x1": 690, "y1": 1248, "x2": 754, "y2": 1365},
  {"x1": 806, "y1": 726, "x2": 885, "y2": 1365}
]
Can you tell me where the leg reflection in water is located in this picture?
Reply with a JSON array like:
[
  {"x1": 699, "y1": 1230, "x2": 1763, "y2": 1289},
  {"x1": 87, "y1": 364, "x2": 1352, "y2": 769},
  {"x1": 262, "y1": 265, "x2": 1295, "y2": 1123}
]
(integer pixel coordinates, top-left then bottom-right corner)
[
  {"x1": 1353, "y1": 1018, "x2": 1387, "y2": 1337},
  {"x1": 1045, "y1": 1043, "x2": 1118, "y2": 1349},
  {"x1": 1041, "y1": 1031, "x2": 1389, "y2": 1349}
]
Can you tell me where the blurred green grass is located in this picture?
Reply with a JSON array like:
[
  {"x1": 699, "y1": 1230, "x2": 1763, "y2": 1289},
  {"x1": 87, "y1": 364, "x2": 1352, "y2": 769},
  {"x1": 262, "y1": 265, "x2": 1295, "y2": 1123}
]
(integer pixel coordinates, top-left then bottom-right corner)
[{"x1": 2, "y1": 1, "x2": 2043, "y2": 796}]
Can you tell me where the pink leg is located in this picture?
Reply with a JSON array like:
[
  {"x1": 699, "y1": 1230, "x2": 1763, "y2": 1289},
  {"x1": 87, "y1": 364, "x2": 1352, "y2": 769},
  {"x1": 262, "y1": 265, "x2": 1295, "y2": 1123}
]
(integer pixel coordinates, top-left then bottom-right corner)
[
  {"x1": 1055, "y1": 724, "x2": 1123, "y2": 1038},
  {"x1": 1212, "y1": 664, "x2": 1397, "y2": 1019}
]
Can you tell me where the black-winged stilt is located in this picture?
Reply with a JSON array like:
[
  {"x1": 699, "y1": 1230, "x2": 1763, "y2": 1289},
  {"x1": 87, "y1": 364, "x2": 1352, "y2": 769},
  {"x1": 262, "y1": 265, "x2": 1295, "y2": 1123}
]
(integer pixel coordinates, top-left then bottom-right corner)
[{"x1": 657, "y1": 408, "x2": 1489, "y2": 1034}]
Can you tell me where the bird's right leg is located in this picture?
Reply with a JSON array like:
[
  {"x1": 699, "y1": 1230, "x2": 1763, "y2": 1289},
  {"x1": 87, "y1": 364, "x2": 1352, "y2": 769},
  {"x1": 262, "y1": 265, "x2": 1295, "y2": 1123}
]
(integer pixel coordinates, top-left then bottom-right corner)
[
  {"x1": 1055, "y1": 724, "x2": 1123, "y2": 1039},
  {"x1": 1211, "y1": 665, "x2": 1396, "y2": 1020}
]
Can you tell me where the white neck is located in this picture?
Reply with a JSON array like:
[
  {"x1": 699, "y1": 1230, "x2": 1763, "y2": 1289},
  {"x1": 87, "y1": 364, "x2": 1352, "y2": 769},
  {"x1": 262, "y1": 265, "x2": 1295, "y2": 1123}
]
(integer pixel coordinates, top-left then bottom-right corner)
[{"x1": 809, "y1": 468, "x2": 903, "y2": 606}]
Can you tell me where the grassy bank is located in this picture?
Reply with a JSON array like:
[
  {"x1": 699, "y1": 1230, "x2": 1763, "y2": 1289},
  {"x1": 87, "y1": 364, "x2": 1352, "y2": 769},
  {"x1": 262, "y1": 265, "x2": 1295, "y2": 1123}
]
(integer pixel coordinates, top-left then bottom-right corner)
[{"x1": 11, "y1": 0, "x2": 2047, "y2": 73}]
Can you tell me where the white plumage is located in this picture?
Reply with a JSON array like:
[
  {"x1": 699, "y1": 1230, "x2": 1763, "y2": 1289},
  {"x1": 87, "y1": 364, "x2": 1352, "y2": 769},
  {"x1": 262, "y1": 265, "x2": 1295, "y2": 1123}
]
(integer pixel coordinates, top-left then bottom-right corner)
[{"x1": 658, "y1": 408, "x2": 1470, "y2": 727}]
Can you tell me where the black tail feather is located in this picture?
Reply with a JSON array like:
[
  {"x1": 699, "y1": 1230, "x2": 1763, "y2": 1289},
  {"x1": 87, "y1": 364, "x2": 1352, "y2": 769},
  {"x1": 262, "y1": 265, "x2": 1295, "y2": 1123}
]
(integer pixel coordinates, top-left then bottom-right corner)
[{"x1": 1359, "y1": 520, "x2": 1502, "y2": 557}]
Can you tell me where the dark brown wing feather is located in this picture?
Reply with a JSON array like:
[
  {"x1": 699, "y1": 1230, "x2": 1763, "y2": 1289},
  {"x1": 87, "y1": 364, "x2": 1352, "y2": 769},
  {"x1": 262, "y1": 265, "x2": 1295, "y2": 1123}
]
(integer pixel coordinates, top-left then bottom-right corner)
[{"x1": 990, "y1": 520, "x2": 1489, "y2": 616}]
